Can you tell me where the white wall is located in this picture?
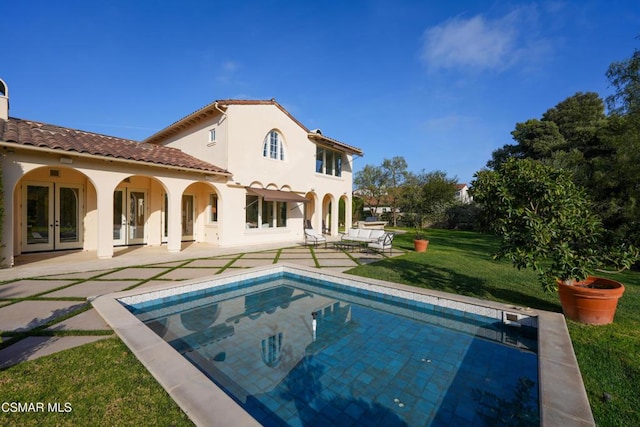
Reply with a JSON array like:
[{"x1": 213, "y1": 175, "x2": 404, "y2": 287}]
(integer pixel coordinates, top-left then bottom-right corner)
[{"x1": 162, "y1": 103, "x2": 355, "y2": 246}]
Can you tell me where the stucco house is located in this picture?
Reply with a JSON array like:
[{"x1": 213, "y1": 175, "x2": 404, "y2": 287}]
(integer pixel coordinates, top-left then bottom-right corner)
[
  {"x1": 0, "y1": 79, "x2": 362, "y2": 268},
  {"x1": 455, "y1": 183, "x2": 472, "y2": 204}
]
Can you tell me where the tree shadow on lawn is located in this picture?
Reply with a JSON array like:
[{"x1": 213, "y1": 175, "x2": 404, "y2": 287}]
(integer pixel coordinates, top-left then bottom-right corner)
[
  {"x1": 393, "y1": 231, "x2": 501, "y2": 259},
  {"x1": 0, "y1": 303, "x2": 89, "y2": 369},
  {"x1": 350, "y1": 258, "x2": 561, "y2": 313}
]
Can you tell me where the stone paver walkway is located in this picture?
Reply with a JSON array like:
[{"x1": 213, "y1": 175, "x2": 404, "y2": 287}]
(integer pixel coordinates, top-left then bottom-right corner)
[{"x1": 0, "y1": 243, "x2": 404, "y2": 368}]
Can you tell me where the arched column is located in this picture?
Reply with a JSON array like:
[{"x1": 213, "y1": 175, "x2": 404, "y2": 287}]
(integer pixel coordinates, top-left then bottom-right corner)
[
  {"x1": 1, "y1": 157, "x2": 22, "y2": 267},
  {"x1": 330, "y1": 195, "x2": 339, "y2": 236},
  {"x1": 90, "y1": 172, "x2": 127, "y2": 259},
  {"x1": 160, "y1": 178, "x2": 191, "y2": 253}
]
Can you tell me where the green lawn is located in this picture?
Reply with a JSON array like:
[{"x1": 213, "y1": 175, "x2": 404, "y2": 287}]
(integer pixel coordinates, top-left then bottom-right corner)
[
  {"x1": 0, "y1": 229, "x2": 637, "y2": 426},
  {"x1": 0, "y1": 337, "x2": 191, "y2": 427},
  {"x1": 347, "y1": 228, "x2": 640, "y2": 427}
]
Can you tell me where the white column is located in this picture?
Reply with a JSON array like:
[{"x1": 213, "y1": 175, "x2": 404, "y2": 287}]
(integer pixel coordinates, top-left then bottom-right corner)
[
  {"x1": 96, "y1": 186, "x2": 114, "y2": 259},
  {"x1": 1, "y1": 178, "x2": 14, "y2": 267},
  {"x1": 331, "y1": 197, "x2": 339, "y2": 236},
  {"x1": 167, "y1": 189, "x2": 182, "y2": 253},
  {"x1": 345, "y1": 196, "x2": 353, "y2": 231},
  {"x1": 161, "y1": 178, "x2": 191, "y2": 253}
]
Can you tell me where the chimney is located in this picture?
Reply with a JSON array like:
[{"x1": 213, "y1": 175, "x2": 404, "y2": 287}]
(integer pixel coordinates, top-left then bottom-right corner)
[{"x1": 0, "y1": 79, "x2": 8, "y2": 121}]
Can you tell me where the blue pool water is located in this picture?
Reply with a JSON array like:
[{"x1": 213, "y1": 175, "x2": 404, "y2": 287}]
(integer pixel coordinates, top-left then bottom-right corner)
[{"x1": 125, "y1": 273, "x2": 539, "y2": 426}]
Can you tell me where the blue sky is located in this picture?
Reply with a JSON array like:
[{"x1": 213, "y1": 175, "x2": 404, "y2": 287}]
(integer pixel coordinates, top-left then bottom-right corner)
[{"x1": 3, "y1": 1, "x2": 639, "y2": 184}]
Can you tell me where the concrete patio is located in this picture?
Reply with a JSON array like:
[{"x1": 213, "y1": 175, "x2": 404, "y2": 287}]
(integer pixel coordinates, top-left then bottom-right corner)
[{"x1": 0, "y1": 241, "x2": 404, "y2": 368}]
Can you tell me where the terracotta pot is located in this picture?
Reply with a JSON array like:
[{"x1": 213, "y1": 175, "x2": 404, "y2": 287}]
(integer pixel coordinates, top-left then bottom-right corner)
[
  {"x1": 557, "y1": 276, "x2": 625, "y2": 325},
  {"x1": 414, "y1": 239, "x2": 429, "y2": 252}
]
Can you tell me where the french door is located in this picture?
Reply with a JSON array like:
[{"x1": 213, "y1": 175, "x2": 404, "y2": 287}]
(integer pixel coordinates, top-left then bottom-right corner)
[
  {"x1": 182, "y1": 194, "x2": 195, "y2": 241},
  {"x1": 161, "y1": 194, "x2": 196, "y2": 243},
  {"x1": 23, "y1": 182, "x2": 83, "y2": 252},
  {"x1": 113, "y1": 189, "x2": 147, "y2": 246}
]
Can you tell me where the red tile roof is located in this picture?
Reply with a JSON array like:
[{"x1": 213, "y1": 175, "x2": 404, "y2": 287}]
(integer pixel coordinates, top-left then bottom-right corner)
[{"x1": 0, "y1": 117, "x2": 230, "y2": 175}]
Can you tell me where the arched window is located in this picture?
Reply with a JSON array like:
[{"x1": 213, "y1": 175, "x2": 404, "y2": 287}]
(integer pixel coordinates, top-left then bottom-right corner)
[
  {"x1": 262, "y1": 130, "x2": 284, "y2": 160},
  {"x1": 261, "y1": 333, "x2": 283, "y2": 367}
]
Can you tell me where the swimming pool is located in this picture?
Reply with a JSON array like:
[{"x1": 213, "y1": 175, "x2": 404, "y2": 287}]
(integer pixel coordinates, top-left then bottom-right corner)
[{"x1": 92, "y1": 263, "x2": 595, "y2": 426}]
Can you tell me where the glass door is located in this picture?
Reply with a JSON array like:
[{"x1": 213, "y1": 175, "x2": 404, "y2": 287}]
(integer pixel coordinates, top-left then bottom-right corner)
[
  {"x1": 55, "y1": 186, "x2": 82, "y2": 250},
  {"x1": 113, "y1": 189, "x2": 126, "y2": 245},
  {"x1": 182, "y1": 194, "x2": 194, "y2": 241},
  {"x1": 113, "y1": 188, "x2": 146, "y2": 246},
  {"x1": 24, "y1": 183, "x2": 54, "y2": 252},
  {"x1": 129, "y1": 191, "x2": 146, "y2": 245},
  {"x1": 161, "y1": 193, "x2": 168, "y2": 243},
  {"x1": 23, "y1": 183, "x2": 83, "y2": 252}
]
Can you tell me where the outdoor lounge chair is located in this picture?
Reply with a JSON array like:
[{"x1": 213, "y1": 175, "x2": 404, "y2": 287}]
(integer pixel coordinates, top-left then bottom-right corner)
[
  {"x1": 304, "y1": 228, "x2": 327, "y2": 248},
  {"x1": 367, "y1": 232, "x2": 394, "y2": 255}
]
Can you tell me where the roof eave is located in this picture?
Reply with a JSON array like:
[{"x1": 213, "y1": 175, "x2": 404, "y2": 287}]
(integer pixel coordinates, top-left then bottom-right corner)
[
  {"x1": 308, "y1": 133, "x2": 363, "y2": 156},
  {"x1": 0, "y1": 141, "x2": 232, "y2": 177},
  {"x1": 143, "y1": 101, "x2": 227, "y2": 145}
]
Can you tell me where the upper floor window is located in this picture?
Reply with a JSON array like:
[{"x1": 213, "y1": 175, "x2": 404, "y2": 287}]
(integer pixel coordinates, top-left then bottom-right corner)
[
  {"x1": 209, "y1": 128, "x2": 216, "y2": 142},
  {"x1": 316, "y1": 146, "x2": 342, "y2": 177},
  {"x1": 262, "y1": 130, "x2": 285, "y2": 160}
]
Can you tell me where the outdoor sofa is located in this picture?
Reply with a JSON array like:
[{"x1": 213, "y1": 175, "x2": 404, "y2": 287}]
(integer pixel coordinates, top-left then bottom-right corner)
[
  {"x1": 341, "y1": 228, "x2": 395, "y2": 255},
  {"x1": 340, "y1": 228, "x2": 386, "y2": 243}
]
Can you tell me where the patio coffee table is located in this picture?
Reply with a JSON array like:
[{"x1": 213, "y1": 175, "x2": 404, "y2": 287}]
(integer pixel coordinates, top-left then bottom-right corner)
[{"x1": 333, "y1": 241, "x2": 364, "y2": 252}]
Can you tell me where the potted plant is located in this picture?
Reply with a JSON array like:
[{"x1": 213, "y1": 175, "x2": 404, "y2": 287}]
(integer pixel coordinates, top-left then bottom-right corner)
[
  {"x1": 472, "y1": 159, "x2": 637, "y2": 324},
  {"x1": 399, "y1": 173, "x2": 430, "y2": 252},
  {"x1": 413, "y1": 226, "x2": 429, "y2": 252}
]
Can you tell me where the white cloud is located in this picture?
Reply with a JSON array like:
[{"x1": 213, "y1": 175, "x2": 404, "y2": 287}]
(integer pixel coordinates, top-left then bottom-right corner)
[
  {"x1": 422, "y1": 114, "x2": 473, "y2": 131},
  {"x1": 420, "y1": 6, "x2": 548, "y2": 73},
  {"x1": 222, "y1": 60, "x2": 239, "y2": 73},
  {"x1": 217, "y1": 60, "x2": 240, "y2": 84}
]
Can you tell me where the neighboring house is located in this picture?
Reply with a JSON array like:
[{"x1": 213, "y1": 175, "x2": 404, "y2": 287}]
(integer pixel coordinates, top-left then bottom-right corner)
[
  {"x1": 455, "y1": 183, "x2": 472, "y2": 204},
  {"x1": 357, "y1": 194, "x2": 398, "y2": 219},
  {"x1": 0, "y1": 79, "x2": 362, "y2": 267}
]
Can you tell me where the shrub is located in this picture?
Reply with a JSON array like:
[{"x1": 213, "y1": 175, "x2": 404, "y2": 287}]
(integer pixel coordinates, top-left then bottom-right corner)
[
  {"x1": 472, "y1": 158, "x2": 637, "y2": 290},
  {"x1": 445, "y1": 203, "x2": 483, "y2": 231}
]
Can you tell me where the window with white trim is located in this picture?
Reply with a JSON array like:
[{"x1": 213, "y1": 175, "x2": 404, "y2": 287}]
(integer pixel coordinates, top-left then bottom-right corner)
[
  {"x1": 209, "y1": 128, "x2": 216, "y2": 142},
  {"x1": 262, "y1": 130, "x2": 285, "y2": 160},
  {"x1": 245, "y1": 195, "x2": 287, "y2": 228},
  {"x1": 315, "y1": 146, "x2": 343, "y2": 177}
]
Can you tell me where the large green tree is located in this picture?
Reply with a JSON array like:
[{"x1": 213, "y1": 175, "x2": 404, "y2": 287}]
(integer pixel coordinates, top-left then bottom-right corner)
[
  {"x1": 472, "y1": 158, "x2": 637, "y2": 290},
  {"x1": 472, "y1": 159, "x2": 604, "y2": 290},
  {"x1": 603, "y1": 46, "x2": 640, "y2": 242},
  {"x1": 380, "y1": 156, "x2": 408, "y2": 227},
  {"x1": 0, "y1": 162, "x2": 3, "y2": 252},
  {"x1": 484, "y1": 45, "x2": 640, "y2": 247},
  {"x1": 399, "y1": 170, "x2": 458, "y2": 231},
  {"x1": 353, "y1": 164, "x2": 385, "y2": 218},
  {"x1": 488, "y1": 92, "x2": 607, "y2": 170},
  {"x1": 606, "y1": 47, "x2": 640, "y2": 116}
]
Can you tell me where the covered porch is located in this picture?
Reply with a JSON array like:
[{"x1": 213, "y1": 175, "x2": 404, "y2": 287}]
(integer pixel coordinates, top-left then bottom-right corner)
[{"x1": 2, "y1": 150, "x2": 229, "y2": 268}]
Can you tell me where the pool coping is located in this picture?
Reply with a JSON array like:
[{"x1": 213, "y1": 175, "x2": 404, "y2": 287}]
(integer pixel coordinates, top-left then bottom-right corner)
[{"x1": 91, "y1": 263, "x2": 595, "y2": 427}]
